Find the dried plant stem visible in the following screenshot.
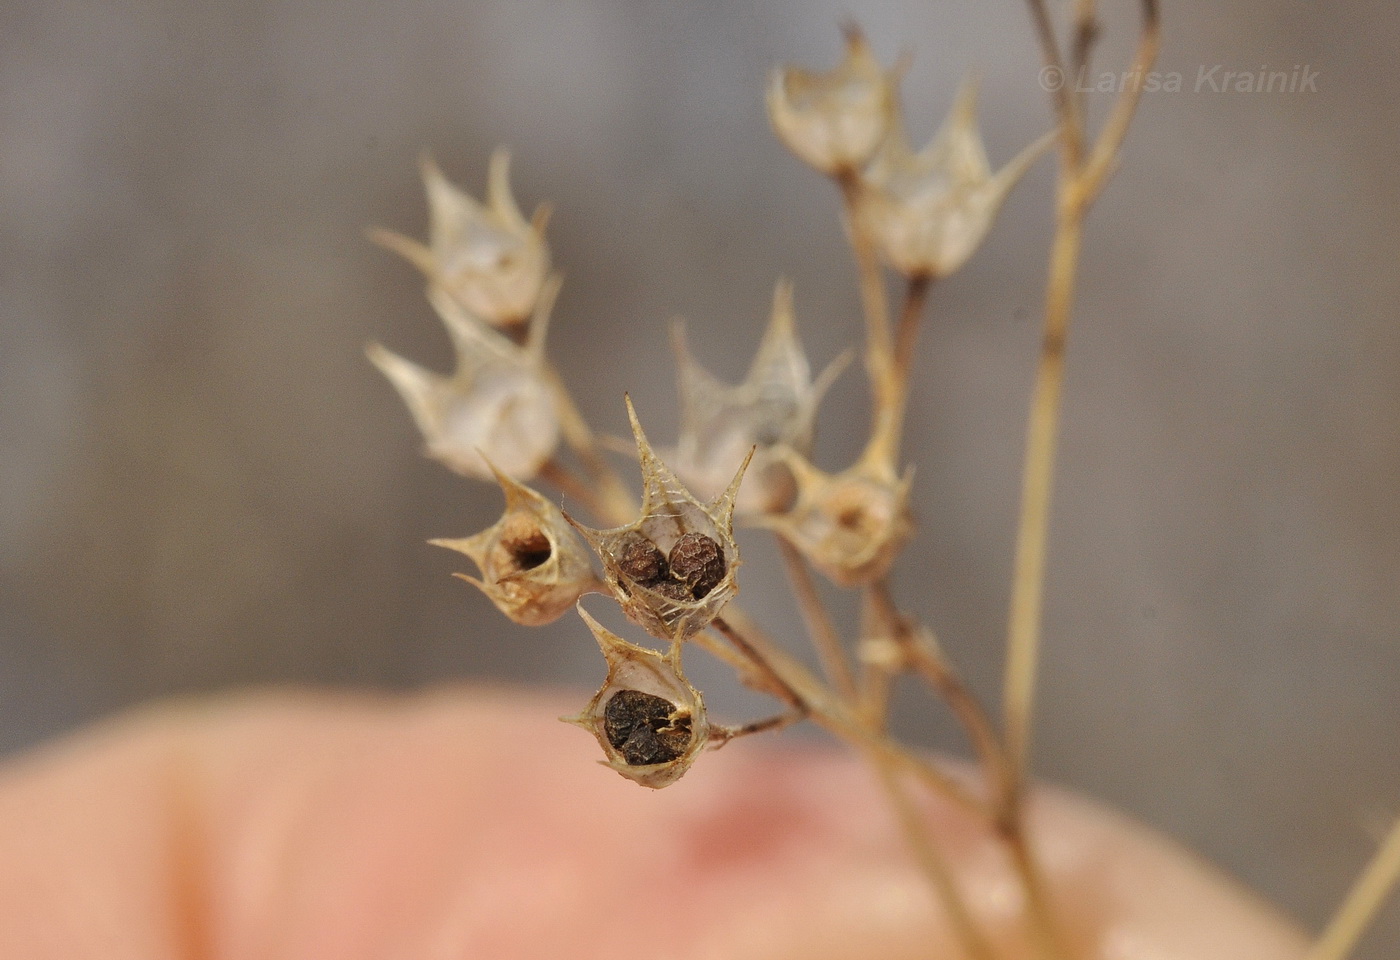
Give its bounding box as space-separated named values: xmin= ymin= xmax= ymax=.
xmin=711 ymin=612 xmax=990 ymax=820
xmin=874 ymin=274 xmax=935 ymax=462
xmin=1006 ymin=0 xmax=1161 ymax=801
xmin=893 ymin=274 xmax=934 ymax=390
xmin=863 ymin=582 xmax=1070 ymax=960
xmin=868 ymin=581 xmax=1011 ymax=807
xmin=1304 ymin=814 xmax=1400 ymax=960
xmin=777 ymin=537 xmax=857 ymax=698
xmin=874 ymin=755 xmax=999 ymax=960
xmin=836 ymin=171 xmax=895 ymax=405
xmin=722 ymin=605 xmax=996 ymax=960
xmin=1002 ymin=208 xmax=1083 ymax=795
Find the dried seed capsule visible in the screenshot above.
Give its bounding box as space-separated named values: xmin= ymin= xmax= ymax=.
xmin=669 ymin=282 xmax=849 ymax=515
xmin=766 ymin=25 xmax=900 ymax=176
xmin=668 ymin=532 xmax=726 ymax=599
xmin=566 ymin=397 xmax=750 ymax=642
xmin=370 ymin=149 xmax=552 ymax=328
xmin=366 ymin=280 xmax=562 ymax=482
xmin=603 ymin=690 xmax=693 ymax=766
xmin=616 ymin=532 xmax=668 ymax=583
xmin=857 ymin=80 xmax=1053 ymax=279
xmin=430 ymin=463 xmax=599 ymax=625
xmin=755 ymin=446 xmax=913 ymax=587
xmin=565 ymin=606 xmax=710 ymax=789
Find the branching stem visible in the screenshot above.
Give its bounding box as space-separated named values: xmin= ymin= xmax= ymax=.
xmin=1006 ymin=0 xmax=1162 ymax=804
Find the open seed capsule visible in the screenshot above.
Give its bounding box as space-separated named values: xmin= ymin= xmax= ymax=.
xmin=431 ymin=462 xmax=599 ymax=625
xmin=566 ymin=397 xmax=750 ymax=642
xmin=564 ymin=606 xmax=710 ymax=788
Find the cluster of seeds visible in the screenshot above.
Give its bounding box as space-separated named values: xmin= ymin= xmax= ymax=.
xmin=602 ymin=689 xmax=693 ymax=766
xmin=616 ymin=531 xmax=726 ymax=603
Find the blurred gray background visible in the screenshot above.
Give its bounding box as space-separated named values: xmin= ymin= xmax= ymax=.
xmin=1 ymin=0 xmax=1396 ymax=953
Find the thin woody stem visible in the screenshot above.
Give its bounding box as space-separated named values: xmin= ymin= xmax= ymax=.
xmin=1005 ymin=0 xmax=1161 ymax=803
xmin=994 ymin=6 xmax=1162 ymax=958
xmin=868 ymin=580 xmax=1011 ymax=807
xmin=867 ymin=273 xmax=934 ymax=464
xmin=836 ymin=169 xmax=895 ymax=410
xmin=719 ymin=613 xmax=998 ymax=960
xmin=892 ymin=274 xmax=934 ymax=388
xmin=710 ymin=707 xmax=808 ymax=746
xmin=1070 ymin=0 xmax=1100 ymax=106
xmin=1081 ymin=1 xmax=1162 ymax=197
xmin=1002 ymin=205 xmax=1083 ymax=796
xmin=1023 ymin=0 xmax=1085 ymax=164
xmin=777 ymin=538 xmax=857 ymax=699
xmin=1304 ymin=813 xmax=1400 ymax=960
xmin=1004 ymin=819 xmax=1075 ymax=960
xmin=873 ymin=757 xmax=999 ymax=960
xmin=711 ymin=611 xmax=990 ymax=821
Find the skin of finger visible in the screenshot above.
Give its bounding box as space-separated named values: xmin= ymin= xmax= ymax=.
xmin=0 ymin=687 xmax=1309 ymax=960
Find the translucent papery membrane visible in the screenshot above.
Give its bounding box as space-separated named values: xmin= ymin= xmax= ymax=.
xmin=431 ymin=368 xmax=559 ymax=479
xmin=633 ymin=499 xmax=731 ymax=560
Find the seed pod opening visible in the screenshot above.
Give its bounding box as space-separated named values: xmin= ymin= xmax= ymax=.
xmin=566 ymin=397 xmax=750 ymax=642
xmin=603 ymin=690 xmax=693 ymax=766
xmin=565 ymin=606 xmax=709 ymax=789
xmin=431 ymin=463 xmax=599 ymax=625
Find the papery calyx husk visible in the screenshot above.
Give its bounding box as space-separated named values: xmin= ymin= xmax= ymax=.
xmin=564 ymin=605 xmax=709 ymax=789
xmin=670 ymin=280 xmax=850 ymax=515
xmin=566 ymin=396 xmax=750 ymax=643
xmin=766 ymin=24 xmax=902 ymax=176
xmin=371 ymin=148 xmax=552 ymax=327
xmin=856 ymin=77 xmax=1054 ymax=278
xmin=756 ymin=440 xmax=913 ymax=588
xmin=430 ymin=462 xmax=598 ymax=626
xmin=366 ymin=278 xmax=562 ymax=481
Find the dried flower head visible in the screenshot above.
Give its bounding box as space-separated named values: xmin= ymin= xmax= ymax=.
xmin=757 ymin=444 xmax=913 ymax=587
xmin=766 ymin=25 xmax=901 ymax=176
xmin=567 ymin=397 xmax=750 ymax=642
xmin=856 ymin=78 xmax=1053 ymax=278
xmin=564 ymin=606 xmax=709 ymax=788
xmin=671 ymin=281 xmax=850 ymax=515
xmin=366 ymin=280 xmax=561 ymax=481
xmin=371 ymin=149 xmax=552 ymax=328
xmin=429 ymin=462 xmax=598 ymax=625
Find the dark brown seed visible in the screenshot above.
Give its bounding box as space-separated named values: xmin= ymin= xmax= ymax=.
xmin=603 ymin=690 xmax=692 ymax=765
xmin=616 ymin=532 xmax=668 ymax=583
xmin=644 ymin=578 xmax=695 ymax=603
xmin=668 ymin=532 xmax=726 ymax=599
